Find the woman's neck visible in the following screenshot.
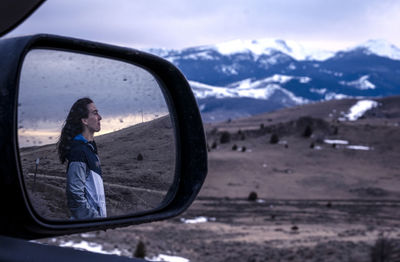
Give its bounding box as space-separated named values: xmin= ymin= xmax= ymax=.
xmin=81 ymin=129 xmax=94 ymax=141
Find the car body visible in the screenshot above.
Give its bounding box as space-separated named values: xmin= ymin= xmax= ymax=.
xmin=0 ymin=2 xmax=207 ymax=261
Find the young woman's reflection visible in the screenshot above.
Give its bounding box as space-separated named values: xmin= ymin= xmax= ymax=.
xmin=57 ymin=97 xmax=106 ymax=219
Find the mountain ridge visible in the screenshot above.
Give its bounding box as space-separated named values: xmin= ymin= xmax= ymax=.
xmin=147 ymin=38 xmax=400 ymax=122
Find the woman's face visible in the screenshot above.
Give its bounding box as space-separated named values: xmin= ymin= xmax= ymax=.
xmin=82 ymin=102 xmax=102 ymax=133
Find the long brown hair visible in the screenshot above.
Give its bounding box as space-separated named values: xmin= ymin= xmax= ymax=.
xmin=57 ymin=97 xmax=93 ymax=164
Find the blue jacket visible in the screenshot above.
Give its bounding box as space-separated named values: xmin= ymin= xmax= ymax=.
xmin=66 ymin=134 xmax=106 ymax=219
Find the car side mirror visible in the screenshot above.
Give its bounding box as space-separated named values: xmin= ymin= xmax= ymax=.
xmin=0 ymin=34 xmax=207 ymax=239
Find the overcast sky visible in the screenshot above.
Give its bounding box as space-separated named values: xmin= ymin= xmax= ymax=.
xmin=5 ymin=0 xmax=400 ymax=50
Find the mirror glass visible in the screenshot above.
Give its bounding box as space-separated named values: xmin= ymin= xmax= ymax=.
xmin=18 ymin=49 xmax=176 ymax=220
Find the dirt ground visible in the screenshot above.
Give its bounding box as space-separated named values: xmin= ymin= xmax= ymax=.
xmin=38 ymin=197 xmax=400 ymax=261
xmin=35 ymin=97 xmax=400 ymax=261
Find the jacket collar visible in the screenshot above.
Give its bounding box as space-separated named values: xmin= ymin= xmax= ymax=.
xmin=73 ymin=134 xmax=96 ymax=153
xmin=73 ymin=134 xmax=88 ymax=143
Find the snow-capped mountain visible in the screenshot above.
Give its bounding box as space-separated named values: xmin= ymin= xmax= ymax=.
xmin=213 ymin=39 xmax=336 ymax=61
xmin=147 ymin=39 xmax=400 ymax=122
xmin=349 ymin=39 xmax=400 ymax=60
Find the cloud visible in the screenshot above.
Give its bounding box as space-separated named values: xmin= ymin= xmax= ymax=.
xmin=5 ymin=0 xmax=400 ymax=50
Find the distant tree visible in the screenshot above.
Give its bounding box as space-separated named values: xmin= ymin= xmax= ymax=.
xmin=232 ymin=144 xmax=238 ymax=151
xmin=240 ymin=133 xmax=246 ymax=141
xmin=309 ymin=143 xmax=315 ymax=149
xmin=333 ymin=126 xmax=339 ymax=135
xmin=270 ymin=134 xmax=279 ymax=144
xmin=133 ymin=240 xmax=146 ymax=258
xmin=211 ymin=141 xmax=217 ymax=149
xmin=220 ymin=131 xmax=231 ymax=144
xmin=248 ymin=191 xmax=258 ymax=201
xmin=241 ymin=146 xmax=247 ymax=152
xmin=260 ymin=123 xmax=265 ymax=129
xmin=137 ymin=153 xmax=143 ymax=161
xmin=303 ymin=125 xmax=313 ymax=138
xmin=370 ymin=237 xmax=398 ymax=262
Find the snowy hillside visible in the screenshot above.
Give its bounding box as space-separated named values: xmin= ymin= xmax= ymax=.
xmin=190 ymin=74 xmax=310 ymax=103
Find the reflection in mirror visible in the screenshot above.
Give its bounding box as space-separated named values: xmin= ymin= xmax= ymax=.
xmin=18 ymin=49 xmax=176 ymax=220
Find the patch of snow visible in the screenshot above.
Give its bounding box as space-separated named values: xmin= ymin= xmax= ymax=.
xmin=299 ymin=77 xmax=311 ymax=83
xmin=190 ymin=77 xmax=309 ymax=104
xmin=324 ymin=139 xmax=349 ymax=145
xmin=59 ymin=241 xmax=121 ymax=255
xmin=148 ymin=254 xmax=190 ymax=262
xmin=325 ymin=93 xmax=350 ymax=100
xmin=237 ymin=147 xmax=250 ymax=152
xmin=182 ymin=51 xmax=215 ymax=60
xmin=258 ymin=54 xmax=281 ymax=66
xmin=189 ymin=81 xmax=234 ymax=99
xmin=346 ymin=145 xmax=371 ymax=151
xmin=339 ymin=75 xmax=376 ymax=90
xmin=288 ymin=63 xmax=296 ymax=70
xmin=334 ymin=72 xmax=343 ymax=77
xmin=345 ymin=100 xmax=378 ymax=121
xmin=245 ymin=74 xmax=310 ymax=85
xmin=180 ymin=216 xmax=216 ymax=224
xmin=80 ymin=233 xmax=96 ymax=238
xmin=220 ymin=65 xmax=238 ymax=75
xmin=256 ymin=199 xmax=266 ymax=203
xmin=280 ymin=89 xmax=309 ymax=104
xmin=146 ymin=48 xmax=173 ymax=58
xmin=354 ymin=39 xmax=400 ymax=61
xmin=238 ymin=84 xmax=281 ymax=99
xmin=268 ymin=74 xmax=293 ymax=84
xmin=310 ymin=88 xmax=327 ymax=95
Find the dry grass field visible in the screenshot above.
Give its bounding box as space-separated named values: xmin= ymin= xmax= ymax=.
xmin=36 ymin=97 xmax=400 ymax=261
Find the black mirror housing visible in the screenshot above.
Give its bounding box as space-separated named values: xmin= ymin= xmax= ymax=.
xmin=0 ymin=34 xmax=207 ymax=239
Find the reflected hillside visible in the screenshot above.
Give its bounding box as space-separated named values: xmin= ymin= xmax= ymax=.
xmin=20 ymin=115 xmax=175 ymax=220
